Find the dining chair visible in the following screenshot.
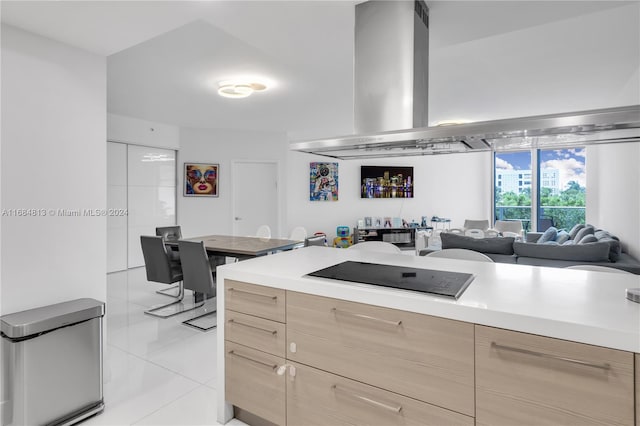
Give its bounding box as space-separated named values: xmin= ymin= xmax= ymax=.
xmin=348 ymin=241 xmax=402 ymax=254
xmin=463 ymin=219 xmax=490 ymax=231
xmin=289 ymin=226 xmax=308 ymax=241
xmin=256 ymin=225 xmax=272 ymax=239
xmin=425 ymin=248 xmax=494 ymax=263
xmin=178 ymin=240 xmax=219 ymax=331
xmin=494 ymin=220 xmax=523 ymax=237
xmin=464 ymin=229 xmax=485 ymax=239
xmin=565 ymin=265 xmax=632 ymax=274
xmin=155 ymin=225 xmax=182 ymax=297
xmin=140 ymin=236 xmax=202 ymax=318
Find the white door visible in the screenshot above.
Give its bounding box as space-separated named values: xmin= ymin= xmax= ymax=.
xmin=232 ymin=161 xmax=278 ymax=237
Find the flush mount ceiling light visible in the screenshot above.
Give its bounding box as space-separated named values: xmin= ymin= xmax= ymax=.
xmin=217 ymin=81 xmax=267 ymax=99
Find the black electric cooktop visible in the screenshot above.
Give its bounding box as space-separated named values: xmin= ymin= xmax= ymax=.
xmin=307 ymin=261 xmax=474 ymax=300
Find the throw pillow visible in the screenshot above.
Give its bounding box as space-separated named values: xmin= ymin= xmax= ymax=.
xmin=513 ymin=241 xmax=610 ymax=262
xmin=537 ymin=226 xmax=557 ymax=244
xmin=562 ymin=240 xmax=575 ymax=245
xmin=440 ymin=232 xmax=515 ymax=255
xmin=578 ymin=234 xmax=598 ymax=244
xmin=555 ymin=230 xmax=570 ymax=244
xmin=568 ymin=223 xmax=585 ymax=240
xmin=573 ymin=225 xmax=595 ymax=243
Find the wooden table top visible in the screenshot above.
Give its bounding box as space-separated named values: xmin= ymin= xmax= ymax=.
xmin=182 ymin=234 xmax=303 ymax=258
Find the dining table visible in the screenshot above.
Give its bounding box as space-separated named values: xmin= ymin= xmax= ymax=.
xmin=175 ymin=234 xmax=304 ymax=261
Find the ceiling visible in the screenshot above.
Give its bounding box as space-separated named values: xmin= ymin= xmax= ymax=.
xmin=1 ymin=1 xmax=631 ymax=140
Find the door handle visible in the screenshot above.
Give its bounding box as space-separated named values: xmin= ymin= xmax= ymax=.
xmin=235 ymin=217 xmax=242 ymax=220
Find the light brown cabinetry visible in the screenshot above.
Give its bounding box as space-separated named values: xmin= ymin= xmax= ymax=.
xmin=225 ymin=341 xmax=285 ymax=425
xmin=286 ymin=361 xmax=474 ymax=426
xmin=286 ymin=291 xmax=475 ymax=416
xmin=476 ymin=325 xmax=635 ymax=426
xmin=225 ymin=279 xmax=285 ymax=322
xmin=224 ymin=279 xmax=638 ymax=426
xmin=224 ymin=280 xmax=287 ymax=425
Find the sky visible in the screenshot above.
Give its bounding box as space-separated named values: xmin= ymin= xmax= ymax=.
xmin=495 ymin=148 xmax=586 ymax=189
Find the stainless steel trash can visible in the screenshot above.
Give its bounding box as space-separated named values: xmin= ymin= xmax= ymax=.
xmin=1 ymin=298 xmax=105 ymax=426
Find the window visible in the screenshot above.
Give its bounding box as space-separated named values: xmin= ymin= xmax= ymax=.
xmin=538 ymin=148 xmax=586 ymax=231
xmin=494 ymin=151 xmax=532 ymax=231
xmin=494 ymin=148 xmax=586 ymax=232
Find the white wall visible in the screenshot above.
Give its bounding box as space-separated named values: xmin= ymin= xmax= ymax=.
xmin=429 ymin=2 xmax=640 ymax=124
xmin=177 ymin=127 xmax=288 ymax=238
xmin=587 ymin=143 xmax=640 ymax=258
xmin=0 ymin=25 xmax=107 ymax=314
xmin=285 ymin=150 xmax=491 ymax=240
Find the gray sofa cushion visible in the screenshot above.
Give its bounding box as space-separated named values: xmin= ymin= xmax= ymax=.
xmin=578 ymin=234 xmax=598 ymax=244
xmin=573 ymin=225 xmax=595 ymax=243
xmin=513 ymin=241 xmax=611 ymax=262
xmin=441 ymin=232 xmax=515 ymax=255
xmin=568 ymin=223 xmax=585 ymax=240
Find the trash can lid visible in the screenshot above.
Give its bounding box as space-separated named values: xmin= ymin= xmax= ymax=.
xmin=1 ymin=298 xmax=105 ymax=339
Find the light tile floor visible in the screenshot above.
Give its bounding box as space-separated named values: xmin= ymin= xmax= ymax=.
xmin=84 ymin=268 xmax=245 ymax=426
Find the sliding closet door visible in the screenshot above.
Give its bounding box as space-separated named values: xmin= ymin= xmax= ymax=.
xmin=127 ymin=145 xmax=176 ymax=268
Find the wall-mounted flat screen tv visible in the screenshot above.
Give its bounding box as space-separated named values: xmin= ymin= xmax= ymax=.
xmin=361 ymin=166 xmax=413 ymax=198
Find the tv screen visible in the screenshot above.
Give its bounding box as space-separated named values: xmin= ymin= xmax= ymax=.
xmin=361 ymin=166 xmax=413 ymax=198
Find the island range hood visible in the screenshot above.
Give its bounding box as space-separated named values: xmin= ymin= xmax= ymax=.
xmin=291 ymin=104 xmax=640 ymax=159
xmin=290 ymin=0 xmax=640 ymax=159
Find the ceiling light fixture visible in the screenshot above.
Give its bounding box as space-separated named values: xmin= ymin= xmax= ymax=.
xmin=217 ymin=81 xmax=267 ymax=99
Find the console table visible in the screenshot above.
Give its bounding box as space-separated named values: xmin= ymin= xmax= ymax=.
xmin=354 ymin=226 xmax=432 ymax=249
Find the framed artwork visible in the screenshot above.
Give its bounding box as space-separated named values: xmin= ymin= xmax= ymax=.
xmin=184 ymin=163 xmax=219 ymax=197
xmin=310 ymin=162 xmax=338 ymax=201
xmin=361 ymin=165 xmax=414 ymax=198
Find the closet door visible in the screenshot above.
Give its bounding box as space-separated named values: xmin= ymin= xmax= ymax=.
xmin=127 ymin=145 xmax=176 ymax=268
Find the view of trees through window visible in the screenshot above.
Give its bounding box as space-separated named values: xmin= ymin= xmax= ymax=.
xmin=494 ymin=148 xmax=586 ymax=232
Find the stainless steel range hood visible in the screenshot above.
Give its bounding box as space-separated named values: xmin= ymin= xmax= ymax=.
xmin=290 ymin=105 xmax=640 ymax=159
xmin=290 ymin=0 xmax=640 ymax=159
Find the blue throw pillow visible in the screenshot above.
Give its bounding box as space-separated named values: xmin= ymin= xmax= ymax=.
xmin=555 ymin=230 xmax=570 ymax=244
xmin=537 ymin=226 xmax=557 ymax=244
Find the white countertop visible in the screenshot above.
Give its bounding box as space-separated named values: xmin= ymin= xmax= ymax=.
xmin=217 ymin=246 xmax=640 ymax=353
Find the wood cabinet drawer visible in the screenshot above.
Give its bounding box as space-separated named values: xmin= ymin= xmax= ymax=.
xmin=225 ymin=280 xmax=285 ymax=322
xmin=225 ymin=310 xmax=286 ymax=357
xmin=286 ymin=291 xmax=475 ymax=416
xmin=287 ymin=361 xmax=474 ymax=426
xmin=476 ymin=325 xmax=635 ymax=426
xmin=225 ymin=341 xmax=285 ymax=426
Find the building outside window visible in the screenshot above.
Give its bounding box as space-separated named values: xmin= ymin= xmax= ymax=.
xmin=494 ymin=148 xmax=586 ymax=232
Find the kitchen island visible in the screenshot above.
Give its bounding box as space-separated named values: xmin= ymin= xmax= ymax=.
xmin=216 ymin=246 xmax=640 ymax=425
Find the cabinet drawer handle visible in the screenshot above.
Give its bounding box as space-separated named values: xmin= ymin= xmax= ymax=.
xmin=228 ymin=287 xmax=278 ymax=302
xmin=491 ymin=342 xmax=611 ymax=371
xmin=331 ymin=308 xmax=402 ymax=327
xmin=332 ymin=385 xmax=402 ymax=413
xmin=228 ymin=319 xmax=278 ymax=335
xmin=228 ymin=350 xmax=277 ymax=371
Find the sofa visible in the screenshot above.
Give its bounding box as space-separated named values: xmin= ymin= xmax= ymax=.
xmin=419 ymin=226 xmax=640 ymax=274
